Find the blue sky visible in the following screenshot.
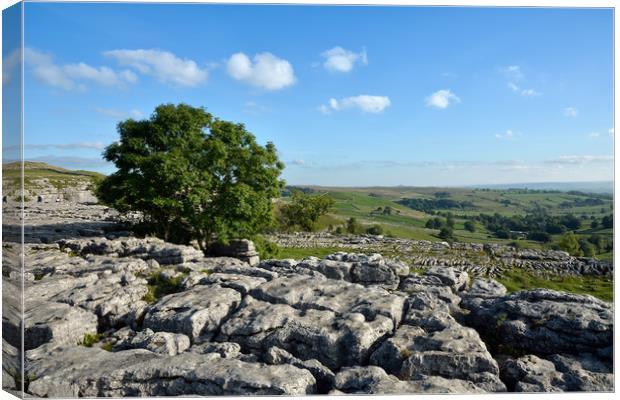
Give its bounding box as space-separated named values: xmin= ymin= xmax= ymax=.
xmin=5 ymin=3 xmax=614 ymax=186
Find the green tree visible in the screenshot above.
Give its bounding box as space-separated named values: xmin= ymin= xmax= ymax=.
xmin=578 ymin=238 xmax=596 ymax=258
xmin=463 ymin=221 xmax=476 ymax=233
xmin=366 ymin=224 xmax=384 ymax=235
xmin=96 ymin=103 xmax=284 ymax=253
xmin=346 ymin=217 xmax=363 ymax=234
xmin=279 ymin=190 xmax=335 ymax=231
xmin=438 ymin=227 xmax=455 ymax=241
xmin=558 ymin=232 xmax=583 ymax=256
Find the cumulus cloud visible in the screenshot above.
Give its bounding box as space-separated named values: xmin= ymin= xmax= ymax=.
xmin=609 ymin=128 xmax=614 ymax=136
xmin=425 ymin=89 xmax=460 ymax=109
xmin=563 ymin=107 xmax=578 ymax=117
xmin=320 ymin=95 xmax=391 ymax=114
xmin=588 ymin=132 xmax=600 ymax=138
xmin=104 ymin=49 xmax=208 ymax=87
xmin=95 ymin=107 xmax=143 ymax=119
xmin=227 ymin=52 xmax=295 ymax=90
xmin=321 ymin=46 xmax=367 ymax=73
xmin=24 ymin=48 xmax=136 ymax=90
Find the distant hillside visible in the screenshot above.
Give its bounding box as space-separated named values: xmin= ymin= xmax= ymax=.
xmin=468 ymin=181 xmax=613 ymax=194
xmin=2 ymin=161 xmax=104 ymax=179
xmin=2 ymin=161 xmax=103 ymax=202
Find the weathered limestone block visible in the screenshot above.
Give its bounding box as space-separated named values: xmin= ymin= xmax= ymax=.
xmin=143 ymin=284 xmax=242 ymax=341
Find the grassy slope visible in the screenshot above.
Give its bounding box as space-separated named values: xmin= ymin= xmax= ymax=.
xmin=2 ymin=161 xmax=104 ymax=194
xmin=287 ymin=186 xmax=613 ymax=257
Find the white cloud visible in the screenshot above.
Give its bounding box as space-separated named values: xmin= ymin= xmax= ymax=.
xmin=588 ymin=132 xmax=600 ymax=138
xmin=520 ymin=88 xmax=541 ymax=97
xmin=609 ymin=128 xmax=614 ymax=136
xmin=563 ymin=107 xmax=578 ymax=117
xmin=495 ymin=129 xmax=515 ymax=140
xmin=507 ymin=82 xmax=541 ymax=97
xmin=321 ymin=95 xmax=391 ymax=114
xmin=546 ymin=155 xmax=613 ymax=165
xmin=2 ymin=48 xmax=21 ymax=86
xmin=289 ymin=159 xmax=306 ymax=166
xmin=24 ymin=47 xmax=136 ymax=90
xmin=321 ymin=46 xmax=367 ymax=73
xmin=105 ymin=49 xmax=208 ymax=87
xmin=227 ymin=52 xmax=295 ymax=90
xmin=425 ymin=89 xmax=460 ymax=109
xmin=95 ymin=107 xmax=143 ymax=119
xmin=501 ymin=65 xmax=524 ymax=80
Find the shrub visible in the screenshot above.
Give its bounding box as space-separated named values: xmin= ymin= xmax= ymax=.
xmin=366 ymin=224 xmax=384 ymax=236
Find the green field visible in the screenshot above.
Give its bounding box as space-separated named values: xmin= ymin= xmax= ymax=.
xmin=281 ymin=185 xmax=614 ymax=260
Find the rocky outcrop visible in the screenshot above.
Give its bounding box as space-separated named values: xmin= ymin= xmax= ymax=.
xmin=499 ymin=353 xmax=614 ymax=392
xmin=463 ymin=288 xmax=613 ymax=357
xmin=3 ymin=203 xmax=613 ymax=396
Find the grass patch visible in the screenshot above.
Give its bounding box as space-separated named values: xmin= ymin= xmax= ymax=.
xmin=80 ymin=332 xmax=102 ymax=347
xmin=101 ymin=342 xmax=114 ymax=352
xmin=142 ymin=270 xmax=188 ymax=303
xmin=497 ymin=269 xmax=613 ymax=302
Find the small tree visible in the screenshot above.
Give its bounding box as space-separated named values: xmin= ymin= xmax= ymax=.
xmin=346 ymin=217 xmax=363 ymax=234
xmin=279 ymin=190 xmax=335 ymax=231
xmin=558 ymin=232 xmax=583 ymax=256
xmin=438 ymin=227 xmax=455 ymax=241
xmin=578 ymin=238 xmax=596 ymax=258
xmin=464 ymin=221 xmax=476 ymax=233
xmin=366 ymin=224 xmax=384 ymax=235
xmin=96 ymin=103 xmax=284 ymax=253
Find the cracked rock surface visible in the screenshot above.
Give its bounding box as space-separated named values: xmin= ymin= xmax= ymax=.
xmin=2 ymin=203 xmax=614 ymax=396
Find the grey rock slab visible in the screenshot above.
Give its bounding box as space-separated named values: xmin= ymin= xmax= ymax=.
xmin=49 ymin=272 xmax=149 ymax=329
xmin=143 ymin=284 xmax=242 ymax=341
xmin=334 ymin=366 xmax=486 ymax=394
xmin=27 ymin=346 xmax=316 ymax=397
xmin=189 ymin=341 xmax=242 ymax=358
xmin=264 ymin=346 xmax=335 ymax=393
xmin=114 ymin=328 xmax=190 ymax=355
xmin=193 ymin=272 xmax=267 ymax=295
xmin=466 ymin=289 xmax=613 ymax=356
xmin=371 ymin=315 xmax=504 ymax=391
xmin=22 ymin=301 xmax=98 ymax=350
xmin=249 ymin=275 xmax=405 ymax=325
xmin=425 ymin=266 xmax=470 ymax=292
xmin=219 ymin=296 xmax=394 ymax=370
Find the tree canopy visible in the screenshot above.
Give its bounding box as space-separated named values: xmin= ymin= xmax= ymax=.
xmin=278 ymin=190 xmax=335 ymax=231
xmin=96 ymin=103 xmax=285 ymax=252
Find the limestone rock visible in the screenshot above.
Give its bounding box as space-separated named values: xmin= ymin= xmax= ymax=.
xmin=466 ymin=289 xmax=613 ymax=356
xmin=20 ymin=301 xmax=98 ymax=350
xmin=27 ymin=346 xmax=316 ymax=397
xmin=143 ymin=284 xmax=242 ymax=341
xmin=113 ymin=328 xmax=190 ymax=355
